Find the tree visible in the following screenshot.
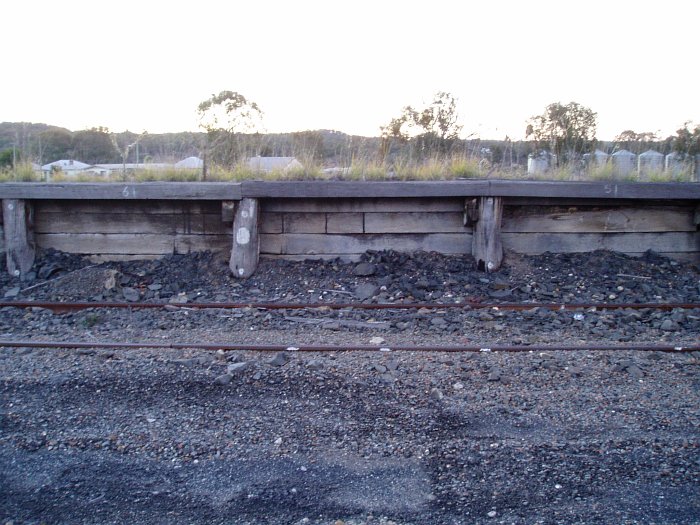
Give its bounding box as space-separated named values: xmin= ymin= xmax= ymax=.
xmin=614 ymin=130 xmax=658 ymax=154
xmin=197 ymin=91 xmax=264 ymax=174
xmin=111 ymin=131 xmax=148 ymax=179
xmin=0 ymin=148 xmax=14 ymax=168
xmin=38 ymin=128 xmax=73 ymax=163
xmin=381 ymin=92 xmax=463 ymax=157
xmin=72 ymin=127 xmax=118 ymax=163
xmin=525 ymin=102 xmax=597 ymax=163
xmin=670 ymin=121 xmax=700 ymax=156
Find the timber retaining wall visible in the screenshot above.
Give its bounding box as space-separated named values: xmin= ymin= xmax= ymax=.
xmin=0 ymin=182 xmax=699 ymax=270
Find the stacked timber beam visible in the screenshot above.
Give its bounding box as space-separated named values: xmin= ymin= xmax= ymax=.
xmin=1 ymin=181 xmax=699 ymax=279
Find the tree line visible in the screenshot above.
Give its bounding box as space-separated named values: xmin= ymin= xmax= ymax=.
xmin=1 ymin=92 xmax=698 ymax=171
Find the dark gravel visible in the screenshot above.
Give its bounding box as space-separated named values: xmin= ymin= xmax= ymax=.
xmin=1 ymin=249 xmax=699 ymax=524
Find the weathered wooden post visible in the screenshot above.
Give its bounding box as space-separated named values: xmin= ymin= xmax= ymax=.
xmin=229 ymin=198 xmax=260 ymax=278
xmin=471 ymin=196 xmax=503 ymax=272
xmin=2 ymin=199 xmax=36 ymax=279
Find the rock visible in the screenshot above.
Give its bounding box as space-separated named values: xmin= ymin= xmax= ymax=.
xmin=269 ymin=352 xmax=290 ymax=367
xmin=103 ymin=270 xmax=118 ymax=291
xmin=377 ymin=275 xmax=393 ymax=287
xmin=415 ymin=279 xmax=429 ymax=289
xmin=487 ymin=510 xmax=497 ymax=518
xmin=307 ymin=359 xmax=324 ymax=371
xmin=626 ymin=364 xmax=644 ymax=379
xmin=380 ymin=373 xmax=395 ymax=384
xmin=386 ymin=360 xmax=399 ymax=372
xmin=4 ymin=287 xmax=20 ymax=298
xmin=430 ymin=388 xmax=444 ymax=401
xmin=227 ymin=362 xmax=249 ymax=374
xmin=148 ymin=283 xmax=163 ymax=291
xmin=373 ymin=364 xmax=388 ymax=373
xmin=453 ymin=382 xmax=464 ymax=390
xmin=660 ymin=319 xmax=680 ymax=332
xmin=567 ymin=366 xmax=583 ymax=377
xmin=430 ymin=317 xmax=448 ymax=327
xmin=214 ymin=373 xmax=233 ymax=385
xmin=37 ymin=262 xmax=63 ymax=280
xmin=173 ymin=356 xmax=211 ymax=367
xmin=122 ymin=287 xmax=140 ymax=302
xmin=487 ymin=370 xmax=501 ymax=382
xmin=169 ymin=293 xmax=189 ymax=304
xmin=353 ymin=262 xmax=376 ymax=277
xmin=369 ymin=336 xmax=385 ymax=345
xmin=354 ymin=283 xmax=379 ymax=300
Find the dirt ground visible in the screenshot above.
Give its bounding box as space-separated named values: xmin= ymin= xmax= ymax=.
xmin=1 ymin=250 xmax=699 ymax=524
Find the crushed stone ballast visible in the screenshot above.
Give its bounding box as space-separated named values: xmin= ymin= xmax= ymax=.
xmin=1 ymin=340 xmax=698 ymax=353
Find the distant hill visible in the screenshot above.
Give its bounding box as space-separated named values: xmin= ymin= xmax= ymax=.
xmin=0 ymin=123 xmax=387 ymax=166
xmin=8 ymin=121 xmax=671 ymax=169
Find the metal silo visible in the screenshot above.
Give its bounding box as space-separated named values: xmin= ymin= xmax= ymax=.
xmin=665 ymin=152 xmax=689 ymax=180
xmin=611 ymin=149 xmax=636 ymax=178
xmin=592 ymin=149 xmax=610 ymax=166
xmin=527 ymin=151 xmax=553 ymax=175
xmin=637 ymin=149 xmax=664 ymax=179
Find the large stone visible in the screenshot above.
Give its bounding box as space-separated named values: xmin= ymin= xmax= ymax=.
xmin=122 ymin=287 xmax=140 ymax=302
xmin=354 ymin=283 xmax=379 ymax=300
xmin=4 ymin=287 xmax=20 ymax=298
xmin=214 ymin=373 xmax=233 ymax=385
xmin=660 ymin=319 xmax=680 ymax=332
xmin=353 ymin=262 xmax=377 ymax=277
xmin=227 ymin=362 xmax=249 ymax=374
xmin=269 ymin=352 xmax=290 ymax=367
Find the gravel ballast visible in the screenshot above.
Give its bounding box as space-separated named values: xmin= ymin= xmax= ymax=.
xmin=1 ymin=249 xmax=699 ymax=524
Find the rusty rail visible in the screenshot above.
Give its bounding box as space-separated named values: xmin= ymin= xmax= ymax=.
xmin=1 ymin=300 xmax=698 ymax=313
xmin=0 ymin=340 xmax=698 ymax=353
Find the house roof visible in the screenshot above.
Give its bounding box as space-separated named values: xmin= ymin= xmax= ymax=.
xmin=41 ymin=159 xmax=92 ymax=170
xmin=174 ymin=157 xmax=204 ymax=169
xmin=247 ymin=156 xmax=300 ymax=171
xmin=95 ymin=163 xmax=172 ymax=170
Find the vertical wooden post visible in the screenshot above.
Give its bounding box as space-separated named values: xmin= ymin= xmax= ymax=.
xmin=472 ymin=196 xmax=503 ymax=272
xmin=229 ymin=198 xmax=260 ymax=279
xmin=2 ymin=199 xmax=36 ymax=279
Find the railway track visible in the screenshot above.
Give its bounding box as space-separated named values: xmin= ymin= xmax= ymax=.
xmin=0 ymin=339 xmax=698 ymax=353
xmin=2 ymin=299 xmax=698 ymax=354
xmin=1 ymin=300 xmax=699 ymax=313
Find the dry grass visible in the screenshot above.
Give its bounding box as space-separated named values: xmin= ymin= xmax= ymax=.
xmin=0 ymin=156 xmax=695 ymax=183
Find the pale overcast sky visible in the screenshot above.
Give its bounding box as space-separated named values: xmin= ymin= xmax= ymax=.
xmin=2 ymin=0 xmax=698 ymax=140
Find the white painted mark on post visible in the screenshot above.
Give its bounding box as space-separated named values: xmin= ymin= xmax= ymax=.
xmin=241 ymin=209 xmax=249 ymax=219
xmin=7 ymin=203 xmax=14 ymax=211
xmin=236 ymin=227 xmax=250 ymax=245
xmin=238 ymin=268 xmax=245 ymax=276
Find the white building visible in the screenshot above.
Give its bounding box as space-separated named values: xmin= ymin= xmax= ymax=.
xmin=247 ymin=156 xmax=303 ymax=173
xmin=41 ymin=159 xmax=98 ymax=177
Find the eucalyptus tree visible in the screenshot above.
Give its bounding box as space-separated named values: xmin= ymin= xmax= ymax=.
xmin=525 ymin=101 xmax=597 ymax=163
xmin=381 ymin=91 xmax=463 ymax=159
xmin=197 ymin=91 xmax=264 ymax=176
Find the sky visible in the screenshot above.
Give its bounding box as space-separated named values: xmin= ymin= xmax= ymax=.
xmin=2 ymin=0 xmax=698 ymax=140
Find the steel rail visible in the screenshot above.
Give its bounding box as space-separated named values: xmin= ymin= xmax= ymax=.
xmin=0 ymin=340 xmax=698 ymax=353
xmin=0 ymin=300 xmax=698 ymax=313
